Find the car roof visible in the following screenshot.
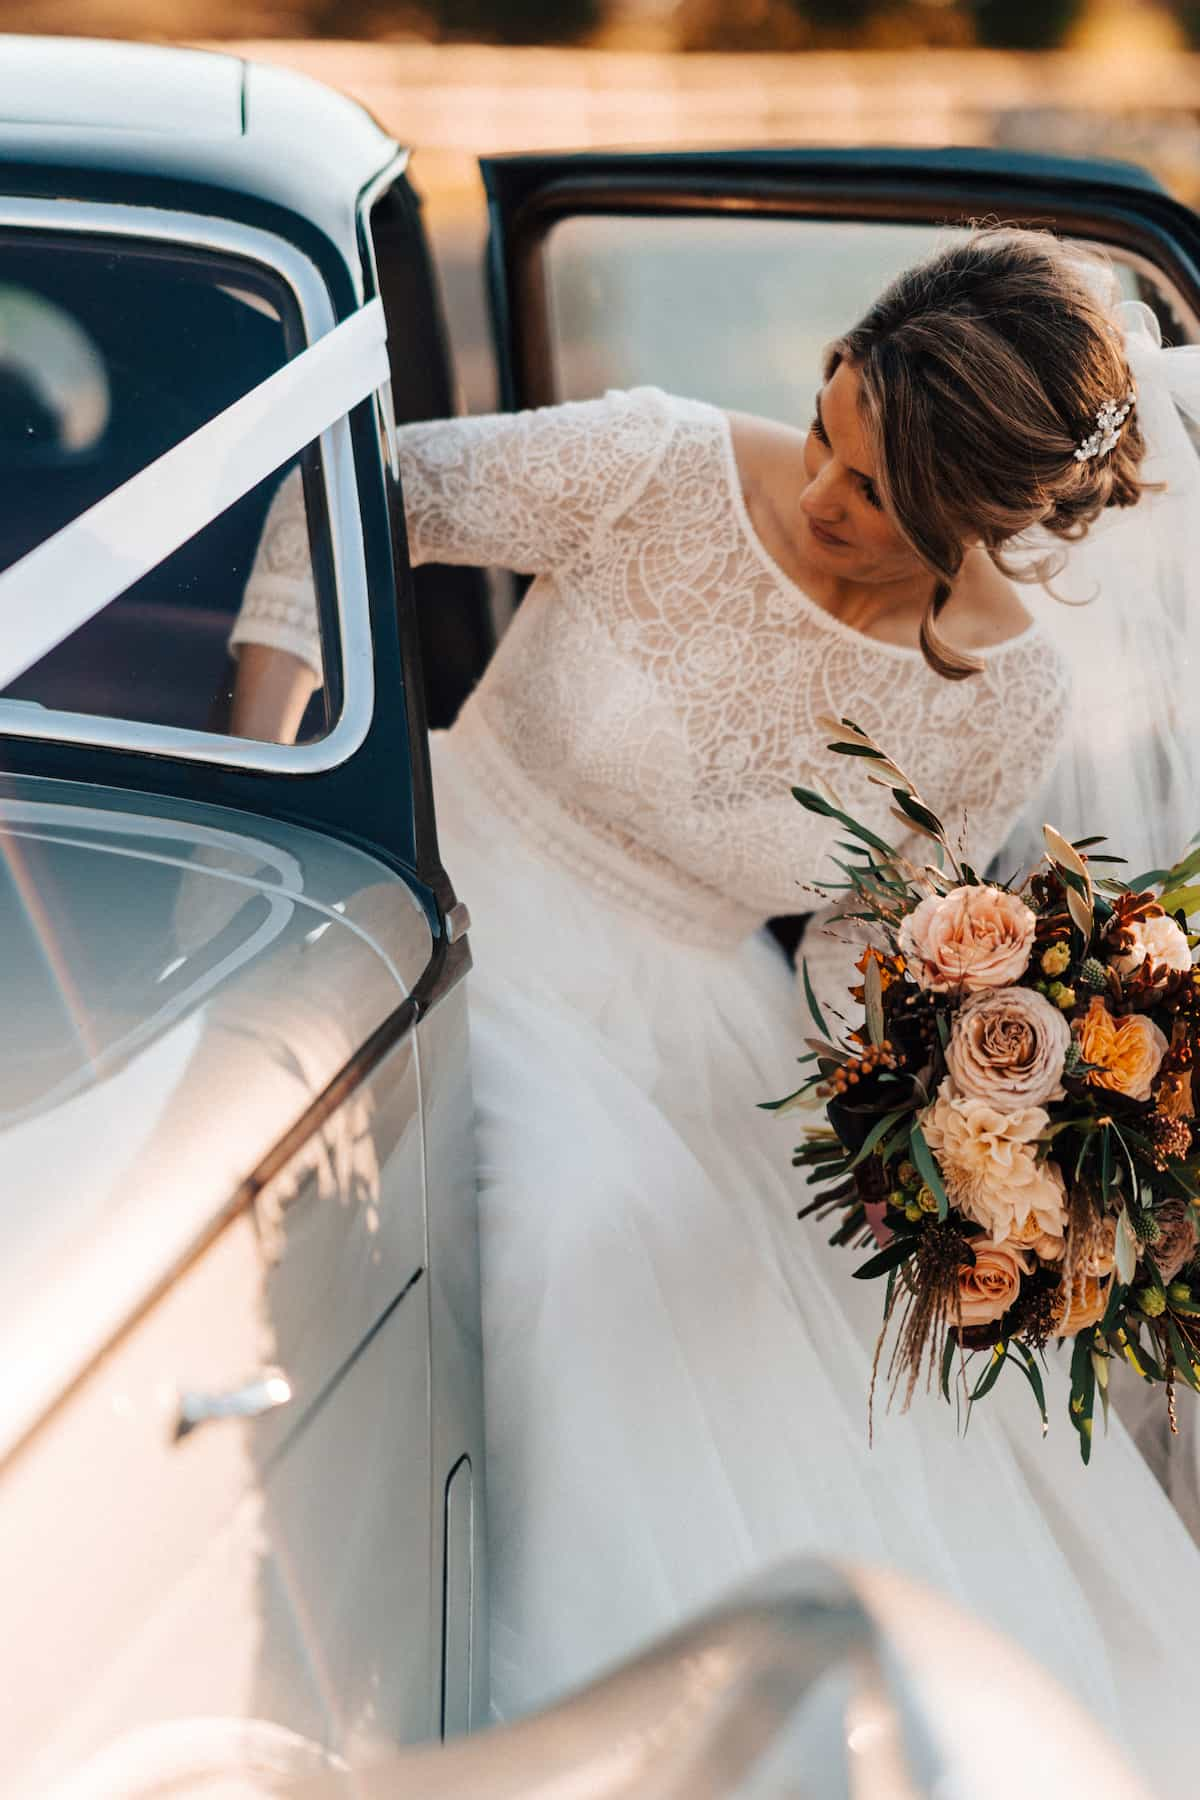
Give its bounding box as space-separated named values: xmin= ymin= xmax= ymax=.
xmin=0 ymin=36 xmax=402 ymax=275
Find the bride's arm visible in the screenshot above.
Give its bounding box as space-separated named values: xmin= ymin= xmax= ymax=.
xmin=391 ymin=388 xmax=671 ymax=571
xmin=228 ymin=464 xmax=322 ymax=740
xmin=227 ymin=390 xmax=673 ymax=743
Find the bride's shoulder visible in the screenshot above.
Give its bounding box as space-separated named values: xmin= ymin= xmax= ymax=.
xmin=719 ymin=409 xmax=807 ymax=516
xmin=723 ymin=407 xmax=807 ymax=465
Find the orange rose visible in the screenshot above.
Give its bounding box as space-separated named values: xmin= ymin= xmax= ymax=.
xmin=957 ymin=1240 xmax=1033 ymax=1328
xmin=1075 ymin=997 xmax=1167 ymax=1102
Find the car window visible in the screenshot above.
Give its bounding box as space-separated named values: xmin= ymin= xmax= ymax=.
xmin=0 ymin=234 xmax=338 ymax=744
xmin=542 ymin=215 xmax=1200 ymax=416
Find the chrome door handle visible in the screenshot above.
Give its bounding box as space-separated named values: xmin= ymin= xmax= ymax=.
xmin=445 ymin=900 xmax=471 ymax=945
xmin=174 ymin=1368 xmax=292 ymax=1441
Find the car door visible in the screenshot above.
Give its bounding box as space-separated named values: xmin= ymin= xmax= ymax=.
xmin=365 ymin=175 xmax=496 ymax=734
xmin=476 ymin=145 xmax=1200 ymax=960
xmin=479 ymin=146 xmax=1200 ymax=418
xmin=0 ymin=180 xmax=485 ymax=1783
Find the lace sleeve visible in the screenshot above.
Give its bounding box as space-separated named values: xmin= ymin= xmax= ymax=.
xmin=228 ymin=466 xmax=322 ymax=679
xmin=228 ymin=390 xmax=674 ymax=684
xmin=395 ymin=387 xmax=672 ymax=570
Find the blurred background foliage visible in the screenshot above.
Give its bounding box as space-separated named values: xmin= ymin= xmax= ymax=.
xmin=7 ymin=0 xmax=1197 ymax=49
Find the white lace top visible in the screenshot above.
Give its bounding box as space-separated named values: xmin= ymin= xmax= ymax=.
xmin=231 ymin=389 xmax=1072 ymax=953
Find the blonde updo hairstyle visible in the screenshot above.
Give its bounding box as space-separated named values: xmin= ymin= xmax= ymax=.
xmin=827 ymin=225 xmax=1155 ymax=679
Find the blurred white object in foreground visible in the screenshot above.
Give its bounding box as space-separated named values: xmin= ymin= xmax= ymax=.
xmin=46 ymin=1557 xmax=1148 ymax=1800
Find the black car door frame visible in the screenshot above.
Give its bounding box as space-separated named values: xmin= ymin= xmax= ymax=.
xmin=481 ymin=146 xmax=1200 ymax=413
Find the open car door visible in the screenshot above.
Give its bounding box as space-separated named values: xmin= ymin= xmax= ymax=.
xmin=480 ymin=145 xmax=1200 ymax=417
xmin=478 ymin=145 xmax=1200 ymax=958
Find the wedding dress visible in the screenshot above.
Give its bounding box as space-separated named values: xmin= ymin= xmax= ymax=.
xmin=234 ymin=389 xmax=1200 ymax=1781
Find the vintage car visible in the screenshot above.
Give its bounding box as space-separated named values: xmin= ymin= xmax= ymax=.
xmin=0 ymin=30 xmax=1189 ymax=1797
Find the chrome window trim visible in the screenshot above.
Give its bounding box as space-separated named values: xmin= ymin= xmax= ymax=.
xmin=0 ymin=198 xmax=377 ymax=776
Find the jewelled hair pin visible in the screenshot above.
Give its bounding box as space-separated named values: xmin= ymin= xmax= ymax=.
xmin=1074 ymin=391 xmax=1136 ymax=463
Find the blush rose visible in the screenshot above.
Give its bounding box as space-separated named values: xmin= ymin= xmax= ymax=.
xmin=898 ymin=885 xmax=1036 ymax=995
xmin=946 ymin=986 xmax=1070 ymax=1112
xmin=1110 ymin=913 xmax=1192 ymax=986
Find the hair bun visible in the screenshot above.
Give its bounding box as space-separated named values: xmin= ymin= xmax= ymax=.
xmin=829 ymin=225 xmax=1155 ymax=678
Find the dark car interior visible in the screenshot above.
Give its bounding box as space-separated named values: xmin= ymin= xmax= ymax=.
xmin=0 ymin=233 xmax=336 ymax=741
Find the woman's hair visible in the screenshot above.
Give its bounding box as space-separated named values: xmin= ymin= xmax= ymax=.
xmin=827 ymin=224 xmax=1154 ymax=679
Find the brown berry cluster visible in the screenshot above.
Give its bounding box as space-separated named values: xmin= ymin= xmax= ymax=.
xmin=1147 ymin=1114 xmax=1193 ymax=1170
xmin=827 ymin=1039 xmax=899 ymax=1096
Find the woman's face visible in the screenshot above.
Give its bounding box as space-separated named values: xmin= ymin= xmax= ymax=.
xmin=799 ymin=358 xmax=928 ymax=586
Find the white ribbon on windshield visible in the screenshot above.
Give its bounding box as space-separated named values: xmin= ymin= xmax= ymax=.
xmin=0 ymin=296 xmax=389 ymax=692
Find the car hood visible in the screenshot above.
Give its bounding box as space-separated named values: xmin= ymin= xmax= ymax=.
xmin=0 ymin=776 xmax=433 ymax=1459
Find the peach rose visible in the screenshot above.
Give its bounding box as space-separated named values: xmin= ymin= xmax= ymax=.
xmin=1054 ymin=1274 xmax=1112 ymax=1336
xmin=957 ymin=1239 xmax=1034 ymax=1328
xmin=921 ymin=1086 xmax=1067 ymax=1245
xmin=897 ymin=885 xmax=1035 ymax=995
xmin=1110 ymin=914 xmax=1192 ymax=985
xmin=946 ymin=986 xmax=1070 ymax=1111
xmin=1075 ymin=997 xmax=1168 ymax=1101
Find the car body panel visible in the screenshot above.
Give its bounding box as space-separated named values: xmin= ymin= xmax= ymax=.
xmin=263 ymin=1276 xmax=435 ymax=1758
xmin=2 ymin=942 xmax=445 ymax=1789
xmin=415 ymin=978 xmax=487 ymax=1735
xmin=0 ymin=36 xmax=245 ymax=138
xmin=0 ymin=32 xmax=487 ymax=1780
xmin=0 ymin=775 xmax=433 ymax=1465
xmin=0 ymin=39 xmax=397 ymax=281
xmin=1 ymin=1207 xmax=328 ymax=1793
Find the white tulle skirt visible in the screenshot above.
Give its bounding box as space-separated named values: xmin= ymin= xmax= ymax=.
xmin=431 ymin=727 xmax=1198 ymax=1781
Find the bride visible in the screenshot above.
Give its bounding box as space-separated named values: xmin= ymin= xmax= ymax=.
xmin=230 ymin=225 xmax=1200 ymax=1779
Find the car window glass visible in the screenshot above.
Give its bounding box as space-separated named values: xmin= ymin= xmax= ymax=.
xmin=543 ymin=215 xmax=1200 ymax=418
xmin=0 ymin=236 xmax=338 ymax=745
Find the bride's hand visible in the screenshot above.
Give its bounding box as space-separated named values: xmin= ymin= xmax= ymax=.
xmin=864 ymin=1197 xmax=894 ymax=1250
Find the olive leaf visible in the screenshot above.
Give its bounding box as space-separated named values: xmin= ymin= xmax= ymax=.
xmin=1115 ymin=1206 xmax=1138 ymax=1287
xmin=791 ymin=787 xmax=896 ymax=860
xmin=1157 ymin=883 xmax=1200 ymax=919
xmin=863 ymin=954 xmax=885 ymax=1048
xmin=1045 ymin=822 xmax=1095 ymax=939
xmin=909 ymin=1122 xmax=949 ymax=1221
xmin=1044 ymin=823 xmax=1091 ymax=882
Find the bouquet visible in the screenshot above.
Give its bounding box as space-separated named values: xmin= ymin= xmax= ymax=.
xmin=766 ymin=718 xmax=1200 ymax=1463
